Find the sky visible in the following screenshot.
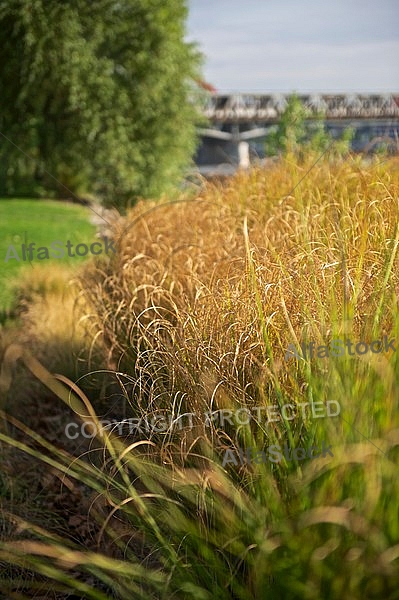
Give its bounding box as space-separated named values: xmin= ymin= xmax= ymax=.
xmin=186 ymin=0 xmax=399 ymax=93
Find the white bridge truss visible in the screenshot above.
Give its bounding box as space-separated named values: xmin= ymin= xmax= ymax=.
xmin=194 ymin=93 xmax=399 ymax=171
xmin=201 ymin=93 xmax=399 ymax=123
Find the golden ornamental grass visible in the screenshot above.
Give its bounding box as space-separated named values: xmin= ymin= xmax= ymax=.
xmin=1 ymin=156 xmax=399 ymax=598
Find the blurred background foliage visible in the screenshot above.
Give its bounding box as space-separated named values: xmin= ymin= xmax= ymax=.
xmin=265 ymin=93 xmax=354 ymax=159
xmin=0 ymin=0 xmax=203 ymax=208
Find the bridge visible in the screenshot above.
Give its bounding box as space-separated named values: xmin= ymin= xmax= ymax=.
xmin=195 ymin=93 xmax=399 ymax=172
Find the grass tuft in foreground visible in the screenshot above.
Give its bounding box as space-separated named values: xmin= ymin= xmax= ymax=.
xmin=1 ymin=156 xmax=399 ymax=598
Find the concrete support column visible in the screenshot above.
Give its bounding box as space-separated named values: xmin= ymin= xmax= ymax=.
xmin=238 ymin=141 xmax=250 ymax=169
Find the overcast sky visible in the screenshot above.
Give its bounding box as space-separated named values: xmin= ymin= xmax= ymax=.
xmin=187 ymin=0 xmax=399 ymax=93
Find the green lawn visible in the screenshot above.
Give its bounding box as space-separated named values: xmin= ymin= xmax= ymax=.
xmin=0 ymin=198 xmax=98 ymax=311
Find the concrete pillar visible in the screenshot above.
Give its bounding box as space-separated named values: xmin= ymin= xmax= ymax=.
xmin=238 ymin=141 xmax=250 ymax=169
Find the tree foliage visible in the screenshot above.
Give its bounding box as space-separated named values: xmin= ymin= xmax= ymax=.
xmin=265 ymin=93 xmax=353 ymax=159
xmin=0 ymin=0 xmax=203 ymax=207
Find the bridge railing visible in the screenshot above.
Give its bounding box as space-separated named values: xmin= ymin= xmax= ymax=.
xmin=201 ymin=93 xmax=399 ymax=121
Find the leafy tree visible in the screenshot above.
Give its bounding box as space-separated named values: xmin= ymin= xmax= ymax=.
xmin=265 ymin=94 xmax=308 ymax=157
xmin=265 ymin=93 xmax=353 ymax=159
xmin=0 ymin=0 xmax=203 ymax=207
